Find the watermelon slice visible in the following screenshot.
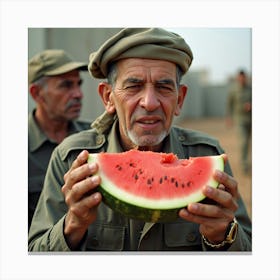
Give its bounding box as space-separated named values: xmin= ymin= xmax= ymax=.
xmin=88 ymin=150 xmax=224 ymax=222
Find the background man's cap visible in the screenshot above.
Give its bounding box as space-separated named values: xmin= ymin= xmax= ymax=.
xmin=28 ymin=49 xmax=88 ymax=84
xmin=88 ymin=28 xmax=193 ymax=79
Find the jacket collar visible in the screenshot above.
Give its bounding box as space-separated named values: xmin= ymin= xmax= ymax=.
xmin=28 ymin=109 xmax=81 ymax=152
xmin=28 ymin=110 xmax=50 ymax=152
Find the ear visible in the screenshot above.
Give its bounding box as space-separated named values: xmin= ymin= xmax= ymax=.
xmin=98 ymin=82 xmax=116 ymax=114
xmin=174 ymin=84 xmax=187 ymax=116
xmin=29 ymin=84 xmax=43 ymax=103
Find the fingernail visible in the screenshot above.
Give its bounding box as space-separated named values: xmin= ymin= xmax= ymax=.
xmin=206 ymin=186 xmax=213 ymax=195
xmin=79 ymin=150 xmax=87 ymax=159
xmin=215 ymin=170 xmax=223 ymax=179
xmin=189 ymin=203 xmax=198 ymax=211
xmin=91 ymin=175 xmax=99 ymax=184
xmin=88 ymin=163 xmax=96 ymax=171
xmin=93 ymin=192 xmax=101 ymax=200
xmin=179 ymin=208 xmax=189 ymax=217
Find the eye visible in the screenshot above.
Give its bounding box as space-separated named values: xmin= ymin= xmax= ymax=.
xmin=123 ymin=84 xmax=143 ymax=93
xmin=59 ymin=80 xmax=73 ymax=89
xmin=78 ymin=79 xmax=83 ymax=86
xmin=156 ymin=84 xmax=174 ymax=94
xmin=122 ymin=78 xmax=143 ymax=92
xmin=155 ymin=80 xmax=176 ymax=94
xmin=126 ymin=84 xmax=141 ymax=89
xmin=157 ymin=85 xmax=172 ymax=90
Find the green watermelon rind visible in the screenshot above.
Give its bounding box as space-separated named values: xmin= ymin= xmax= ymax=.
xmin=100 ymin=187 xmax=178 ymax=222
xmin=88 ymin=153 xmax=224 ymax=222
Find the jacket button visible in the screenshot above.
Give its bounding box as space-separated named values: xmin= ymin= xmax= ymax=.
xmin=186 ymin=233 xmax=196 ymax=242
xmin=96 ymin=135 xmax=104 ymax=145
xmin=178 ymin=135 xmax=186 ymax=142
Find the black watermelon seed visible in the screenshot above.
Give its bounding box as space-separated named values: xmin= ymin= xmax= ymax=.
xmin=129 ymin=162 xmax=136 ymax=167
xmin=187 ymin=181 xmax=194 ymax=187
xmin=115 ymin=164 xmax=122 ymax=171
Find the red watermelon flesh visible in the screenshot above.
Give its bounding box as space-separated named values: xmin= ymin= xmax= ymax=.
xmin=88 ymin=150 xmax=224 ymax=222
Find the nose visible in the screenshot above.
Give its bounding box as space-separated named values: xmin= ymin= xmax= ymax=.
xmin=139 ymin=84 xmax=160 ymax=111
xmin=71 ymin=86 xmax=83 ymax=99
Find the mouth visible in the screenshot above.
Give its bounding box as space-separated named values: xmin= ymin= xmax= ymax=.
xmin=67 ymin=102 xmax=82 ymax=111
xmin=135 ymin=116 xmax=162 ymax=129
xmin=71 ymin=103 xmax=82 ymax=109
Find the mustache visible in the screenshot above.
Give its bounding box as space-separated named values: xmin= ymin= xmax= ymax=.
xmin=131 ymin=110 xmax=165 ymax=122
xmin=65 ymin=99 xmax=82 ymax=110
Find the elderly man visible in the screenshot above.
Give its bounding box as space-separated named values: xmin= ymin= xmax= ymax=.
xmin=28 ymin=49 xmax=90 ymax=229
xmin=28 ymin=28 xmax=251 ymax=251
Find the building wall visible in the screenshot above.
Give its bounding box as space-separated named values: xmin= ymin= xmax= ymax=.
xmin=204 ymin=84 xmax=229 ymax=117
xmin=28 ymin=28 xmax=229 ymax=123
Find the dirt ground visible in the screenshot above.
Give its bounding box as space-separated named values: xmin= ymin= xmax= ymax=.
xmin=178 ymin=117 xmax=252 ymax=218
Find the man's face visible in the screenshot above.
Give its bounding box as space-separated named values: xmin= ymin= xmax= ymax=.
xmin=108 ymin=58 xmax=187 ymax=151
xmin=39 ymin=69 xmax=83 ymax=121
xmin=237 ymin=73 xmax=247 ymax=86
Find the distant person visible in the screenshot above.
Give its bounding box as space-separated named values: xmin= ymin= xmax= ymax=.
xmin=29 ymin=28 xmax=251 ymax=251
xmin=28 ymin=49 xmax=91 ymax=229
xmin=226 ymin=70 xmax=252 ymax=174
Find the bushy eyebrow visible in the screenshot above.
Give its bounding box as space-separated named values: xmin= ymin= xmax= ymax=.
xmin=155 ymin=79 xmax=176 ymax=87
xmin=122 ymin=77 xmax=175 ymax=86
xmin=57 ymin=78 xmax=83 ymax=88
xmin=123 ymin=77 xmax=143 ymax=84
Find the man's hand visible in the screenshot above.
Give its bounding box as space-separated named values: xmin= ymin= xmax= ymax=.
xmin=61 ymin=150 xmax=102 ymax=249
xmin=179 ymin=154 xmax=239 ymax=245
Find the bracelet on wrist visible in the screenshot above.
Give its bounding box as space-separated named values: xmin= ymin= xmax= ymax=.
xmin=202 ymin=218 xmax=238 ymax=249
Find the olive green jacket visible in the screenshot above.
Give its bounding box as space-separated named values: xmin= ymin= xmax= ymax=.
xmin=28 ymin=112 xmax=252 ymax=251
xmin=28 ymin=110 xmax=91 ymax=229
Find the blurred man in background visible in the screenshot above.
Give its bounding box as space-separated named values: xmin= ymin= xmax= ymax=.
xmin=226 ymin=70 xmax=252 ymax=174
xmin=28 ymin=49 xmax=91 ymax=229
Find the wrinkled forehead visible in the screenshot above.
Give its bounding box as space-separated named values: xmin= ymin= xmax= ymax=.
xmin=115 ymin=58 xmax=177 ymax=80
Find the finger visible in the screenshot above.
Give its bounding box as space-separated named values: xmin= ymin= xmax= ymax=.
xmin=217 ymin=184 xmax=226 ymax=191
xmin=65 ymin=192 xmax=102 ymax=232
xmin=65 ymin=175 xmax=101 ymax=205
xmin=63 ymin=150 xmax=89 ymax=182
xmin=179 ymin=207 xmax=217 ymax=225
xmin=68 ymin=150 xmax=89 ymax=174
xmin=68 ymin=161 xmax=99 ymax=186
xmin=220 ymin=153 xmax=228 ymax=164
xmin=203 ymin=185 xmax=238 ymax=211
xmin=190 ymin=201 xmax=234 ymax=220
xmin=213 ymin=170 xmax=238 ymax=199
xmin=70 ymin=192 xmax=102 ymax=219
xmin=179 ymin=203 xmax=234 ymax=224
xmin=62 ymin=160 xmax=99 ymax=195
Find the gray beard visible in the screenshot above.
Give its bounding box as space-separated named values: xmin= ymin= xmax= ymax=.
xmin=127 ymin=129 xmax=167 ymax=147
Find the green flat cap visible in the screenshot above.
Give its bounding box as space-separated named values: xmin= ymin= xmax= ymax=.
xmin=88 ymin=28 xmax=193 ymax=79
xmin=28 ymin=49 xmax=88 ymax=84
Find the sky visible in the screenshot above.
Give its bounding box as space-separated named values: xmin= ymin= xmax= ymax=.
xmin=167 ymin=28 xmax=252 ymax=84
